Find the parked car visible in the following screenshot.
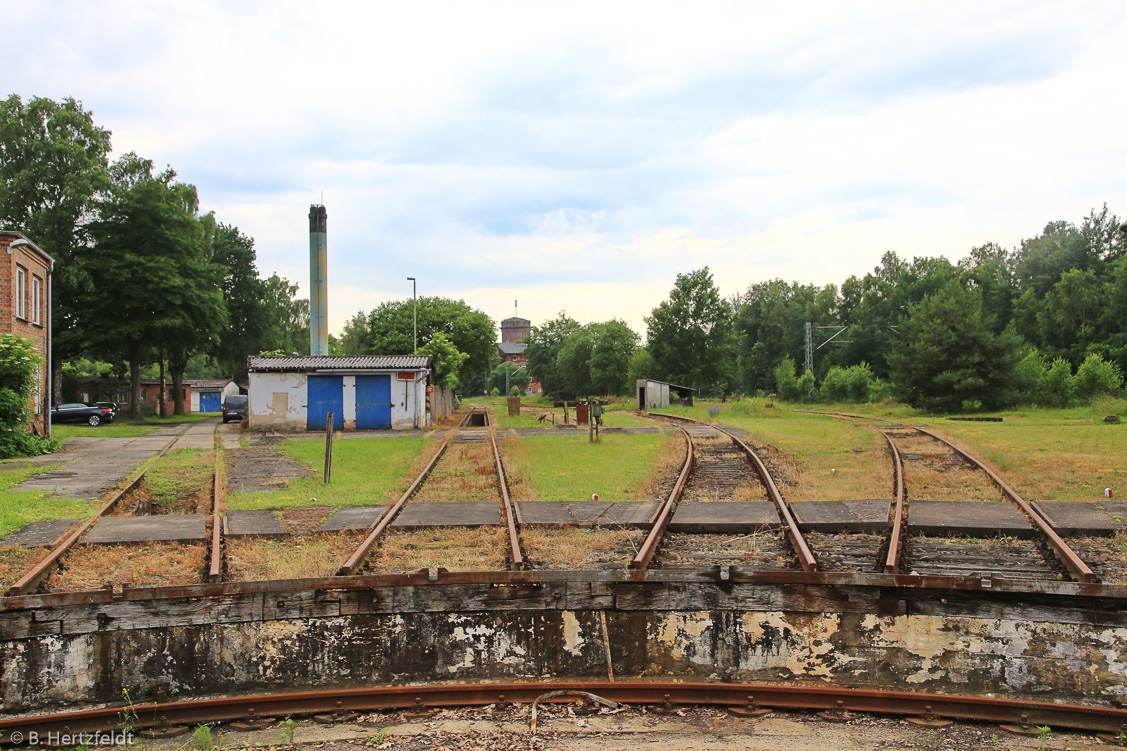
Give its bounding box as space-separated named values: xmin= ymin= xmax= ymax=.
xmin=222 ymin=395 xmax=248 ymax=423
xmin=51 ymin=403 xmax=116 ymax=426
xmin=95 ymin=401 xmax=120 ymax=420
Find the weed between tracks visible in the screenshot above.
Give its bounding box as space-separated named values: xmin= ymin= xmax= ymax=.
xmin=226 ymin=531 xmax=367 ymax=580
xmin=46 ymin=541 xmax=207 ymax=591
xmin=894 ymin=432 xmax=1005 ymax=502
xmin=520 ymin=527 xmax=645 ymax=569
xmin=412 ymin=443 xmax=499 ymax=504
xmin=111 ymin=449 xmax=214 ymax=515
xmin=370 ymin=527 xmax=509 ymax=572
xmin=0 ymin=545 xmax=48 ymax=588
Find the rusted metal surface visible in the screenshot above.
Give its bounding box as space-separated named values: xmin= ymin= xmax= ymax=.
xmin=3 ymin=681 xmax=1127 ymax=737
xmin=336 ymin=440 xmax=450 ymax=576
xmin=630 ymin=426 xmax=693 ymax=570
xmin=490 ymin=434 xmax=524 ymax=571
xmin=915 ymin=426 xmax=1095 ymax=583
xmin=879 ymin=428 xmax=905 ymax=575
xmin=5 ymin=427 xmax=188 ymax=598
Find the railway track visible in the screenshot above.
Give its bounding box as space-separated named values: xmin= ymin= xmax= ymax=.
xmin=632 ymin=413 xmax=817 ymax=573
xmin=5 ymin=423 xmax=208 ymax=597
xmin=337 ymin=408 xmax=523 ymax=575
xmin=3 ymin=681 xmax=1127 ymax=737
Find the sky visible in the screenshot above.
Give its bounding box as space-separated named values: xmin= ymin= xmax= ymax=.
xmin=5 ymin=1 xmax=1126 ymax=340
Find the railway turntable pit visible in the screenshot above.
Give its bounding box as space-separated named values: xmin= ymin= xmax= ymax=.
xmin=3 ymin=408 xmax=1127 ymax=735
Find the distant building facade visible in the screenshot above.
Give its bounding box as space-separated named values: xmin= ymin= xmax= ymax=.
xmin=0 ymin=231 xmax=53 ymax=434
xmin=496 ymin=316 xmax=540 ymax=394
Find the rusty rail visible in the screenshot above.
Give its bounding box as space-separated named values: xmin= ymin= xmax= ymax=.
xmin=3 ymin=681 xmax=1127 ymax=737
xmin=208 ymin=426 xmax=224 ymax=582
xmin=489 ymin=434 xmax=524 ymax=571
xmin=630 ymin=425 xmax=693 ymax=570
xmin=336 ymin=440 xmax=450 ymax=576
xmin=6 ymin=425 xmax=190 ymax=598
xmin=915 ymin=426 xmax=1095 ymax=583
xmin=879 ymin=428 xmax=906 ymax=575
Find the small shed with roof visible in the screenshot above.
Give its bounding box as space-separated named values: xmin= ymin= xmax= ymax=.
xmin=187 ymin=378 xmax=241 ymax=413
xmin=247 ymin=355 xmax=435 ymax=431
xmin=636 ymin=379 xmax=696 ymax=410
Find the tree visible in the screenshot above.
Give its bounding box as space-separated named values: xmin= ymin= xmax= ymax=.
xmin=337 ymin=311 xmax=369 ymax=356
xmin=0 ymin=335 xmax=57 ymax=457
xmin=526 ymin=313 xmax=580 ymax=398
xmin=259 ymin=274 xmax=308 ymax=355
xmin=418 ymin=333 xmax=468 ymax=389
xmin=888 ymin=282 xmax=1023 ymax=412
xmin=0 ymin=95 xmax=112 ymax=400
xmin=588 ymin=319 xmax=639 ymax=396
xmin=84 ymin=164 xmax=224 ymax=417
xmin=487 ymin=361 xmax=530 ymax=394
xmin=645 ymin=268 xmax=734 ymax=394
xmin=555 ymin=328 xmax=594 ymax=398
xmin=363 ymin=297 xmax=494 ymax=386
xmin=210 ymin=223 xmax=268 ymax=381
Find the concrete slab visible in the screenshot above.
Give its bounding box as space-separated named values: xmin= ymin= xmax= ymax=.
xmin=601 ymin=501 xmax=661 ymax=527
xmin=217 ymin=422 xmax=241 ymax=449
xmin=792 ymin=499 xmax=891 ymax=533
xmin=908 ymin=500 xmax=1034 ymax=538
xmin=668 ymin=501 xmax=781 ymax=533
xmin=684 ymin=424 xmax=721 ymax=438
xmin=225 ymin=509 xmax=287 ymax=537
xmin=84 ymin=514 xmax=207 ymax=544
xmin=391 ymin=501 xmax=500 ymax=528
xmin=173 ymin=419 xmax=220 ymax=450
xmin=516 ymin=501 xmax=615 ymax=527
xmin=1033 ymin=501 xmax=1119 ymax=536
xmin=318 ymin=506 xmax=386 ymax=532
xmin=1097 ymin=501 xmax=1127 ymax=526
xmin=1 ymin=518 xmax=81 ymax=548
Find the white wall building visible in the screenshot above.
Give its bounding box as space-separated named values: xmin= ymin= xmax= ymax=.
xmin=247 ymin=355 xmax=434 ymax=431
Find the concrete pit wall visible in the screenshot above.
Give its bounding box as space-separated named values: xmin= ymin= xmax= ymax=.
xmin=3 ymin=578 xmax=1127 ymax=713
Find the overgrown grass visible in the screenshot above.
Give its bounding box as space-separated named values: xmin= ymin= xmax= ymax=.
xmin=52 ymin=423 xmax=165 ymax=439
xmin=371 ymin=527 xmax=510 ymax=572
xmin=226 ymin=532 xmax=366 ymax=580
xmin=136 ymin=449 xmax=214 ymax=514
xmin=501 ymin=432 xmax=676 ymax=503
xmin=47 ymin=541 xmax=207 ymax=590
xmin=0 ymin=462 xmax=93 ymax=540
xmin=484 ymin=398 xmax=654 ymax=430
xmin=227 ymin=436 xmax=431 ymax=510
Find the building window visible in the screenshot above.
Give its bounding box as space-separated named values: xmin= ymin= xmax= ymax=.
xmin=31 ymin=277 xmax=41 ymax=325
xmin=15 ymin=266 xmax=26 ymax=320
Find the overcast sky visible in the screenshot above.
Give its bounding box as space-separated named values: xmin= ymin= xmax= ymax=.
xmin=6 ymin=1 xmax=1126 ymax=338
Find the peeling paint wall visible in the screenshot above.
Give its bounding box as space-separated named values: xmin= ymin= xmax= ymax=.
xmin=248 ymin=372 xmax=307 ymax=429
xmin=4 ymin=607 xmax=1127 ymax=713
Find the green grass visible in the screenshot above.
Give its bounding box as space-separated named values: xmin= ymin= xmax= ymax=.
xmin=145 ymin=449 xmax=214 ymax=512
xmin=0 ymin=462 xmax=93 ymax=540
xmin=502 ymin=432 xmax=675 ymax=503
xmin=52 ymin=422 xmax=165 ymax=439
xmin=227 ymin=436 xmax=431 ymax=510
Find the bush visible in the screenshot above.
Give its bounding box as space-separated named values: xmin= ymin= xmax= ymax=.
xmin=820 ymin=363 xmax=879 ymax=403
xmin=1013 ymin=350 xmax=1048 ymax=402
xmin=509 ymin=386 xmax=520 ymax=397
xmin=1041 ymin=358 xmax=1076 ymax=407
xmin=774 ymin=357 xmax=801 ymax=401
xmin=0 ymin=335 xmax=56 ymax=458
xmin=1075 ymin=354 xmax=1123 ymax=400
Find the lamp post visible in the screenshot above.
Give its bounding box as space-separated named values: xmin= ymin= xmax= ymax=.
xmin=407 ymin=277 xmax=417 ymax=353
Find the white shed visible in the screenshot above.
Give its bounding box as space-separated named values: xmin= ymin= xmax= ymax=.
xmin=187 ymin=379 xmax=240 ymax=413
xmin=247 ymin=355 xmax=433 ymax=431
xmin=636 ymin=379 xmax=696 ymax=410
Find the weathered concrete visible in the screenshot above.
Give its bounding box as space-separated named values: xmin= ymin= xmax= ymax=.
xmin=318 ymin=506 xmax=386 ymax=532
xmin=668 ymin=502 xmax=781 ymax=533
xmin=3 ymin=578 xmax=1127 ymax=712
xmin=391 ymin=502 xmax=501 ymax=528
xmin=225 ymin=510 xmax=287 ymax=537
xmin=908 ymin=501 xmax=1033 ymax=538
xmin=83 ymin=515 xmax=207 ymax=544
xmin=517 ymin=501 xmax=658 ymax=528
xmin=0 ymin=519 xmax=80 ymax=548
xmin=792 ymin=500 xmax=890 ymax=533
xmin=1033 ymin=501 xmax=1119 ymax=536
xmin=11 ymin=426 xmax=186 ymax=501
xmin=171 ymin=419 xmax=219 ymax=450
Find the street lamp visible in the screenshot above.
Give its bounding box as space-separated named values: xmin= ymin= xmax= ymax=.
xmin=407 ymin=277 xmax=417 ymax=353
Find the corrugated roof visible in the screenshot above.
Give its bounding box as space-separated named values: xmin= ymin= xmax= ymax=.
xmin=185 ymin=379 xmax=234 ymax=389
xmin=248 ymin=355 xmax=433 ymax=372
xmin=497 ymin=342 xmax=527 ymax=355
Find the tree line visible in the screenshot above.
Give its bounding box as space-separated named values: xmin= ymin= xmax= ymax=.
xmin=0 ymin=95 xmax=309 ymax=416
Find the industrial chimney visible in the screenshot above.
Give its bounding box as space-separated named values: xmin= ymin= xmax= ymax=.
xmin=308 ymin=204 xmax=328 ymax=356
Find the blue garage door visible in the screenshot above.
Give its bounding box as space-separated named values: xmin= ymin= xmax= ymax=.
xmin=355 ymin=375 xmax=392 ymax=429
xmin=200 ymin=391 xmax=221 ymax=413
xmin=307 ymin=375 xmax=344 ymax=430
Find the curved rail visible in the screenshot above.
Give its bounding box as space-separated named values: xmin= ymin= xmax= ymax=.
xmin=914 ymin=426 xmax=1095 ymax=583
xmin=629 ymin=425 xmax=694 ymax=570
xmin=6 ymin=425 xmax=191 ymax=598
xmin=3 ymin=681 xmax=1126 ymax=737
xmin=878 ymin=428 xmax=906 ymax=575
xmin=640 ymin=412 xmax=818 ymax=572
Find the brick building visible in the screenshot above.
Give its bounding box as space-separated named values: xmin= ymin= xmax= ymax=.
xmin=0 ymin=231 xmax=53 ymax=435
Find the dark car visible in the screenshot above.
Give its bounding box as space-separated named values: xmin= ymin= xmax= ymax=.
xmin=222 ymin=395 xmax=248 ymax=423
xmin=95 ymin=401 xmax=120 ymax=420
xmin=51 ymin=402 xmax=116 ymax=426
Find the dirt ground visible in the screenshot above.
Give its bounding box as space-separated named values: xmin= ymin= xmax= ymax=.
xmin=144 ymin=705 xmax=1109 ymax=751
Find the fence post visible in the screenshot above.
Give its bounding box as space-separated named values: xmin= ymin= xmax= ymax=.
xmin=324 ymin=412 xmax=334 ymax=483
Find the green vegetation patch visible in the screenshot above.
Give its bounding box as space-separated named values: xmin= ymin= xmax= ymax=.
xmin=228 ymin=436 xmax=431 ymax=510
xmin=502 ymin=432 xmax=675 ymax=503
xmin=143 ymin=449 xmax=214 ymax=513
xmin=52 ymin=423 xmax=165 ymax=440
xmin=0 ymin=462 xmax=93 ymax=540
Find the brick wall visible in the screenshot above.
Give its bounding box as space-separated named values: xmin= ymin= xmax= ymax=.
xmin=0 ymin=234 xmax=52 ymax=434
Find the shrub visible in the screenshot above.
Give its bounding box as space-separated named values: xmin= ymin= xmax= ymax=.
xmin=821 ymin=363 xmax=878 ymax=403
xmin=774 ymin=357 xmax=801 ymax=401
xmin=1075 ymin=354 xmax=1123 ymax=400
xmin=0 ymin=335 xmax=57 ymax=458
xmin=1013 ymin=350 xmax=1048 ymax=402
xmin=1040 ymin=358 xmax=1076 ymax=407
